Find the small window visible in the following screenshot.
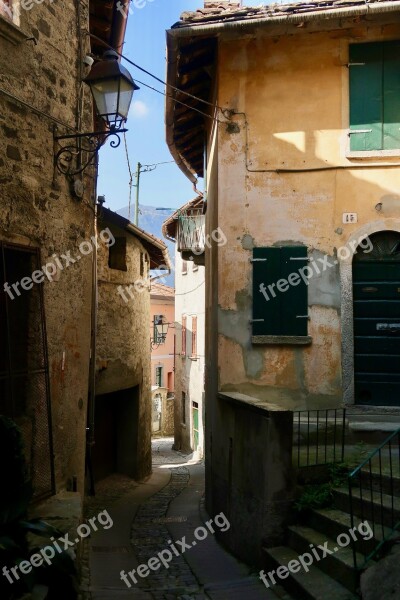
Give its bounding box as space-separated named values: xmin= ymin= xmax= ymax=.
xmin=181 ymin=316 xmax=187 ymax=356
xmin=182 ymin=260 xmax=188 ymax=274
xmin=349 ymin=41 xmax=400 ymax=151
xmin=252 ymin=246 xmax=309 ymax=340
xmin=191 ymin=316 xmax=197 ymax=358
xmin=140 ymin=252 xmax=144 ymax=277
xmin=155 ymin=366 xmax=163 ymax=387
xmin=181 ymin=391 xmax=186 ymax=425
xmin=108 ymin=237 xmax=127 ymax=271
xmin=1 ymin=1 xmax=13 ymax=21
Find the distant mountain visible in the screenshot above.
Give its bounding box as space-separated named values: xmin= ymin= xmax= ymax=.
xmin=117 ymin=205 xmax=175 ymax=287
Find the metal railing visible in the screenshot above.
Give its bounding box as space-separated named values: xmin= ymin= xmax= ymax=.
xmin=177 ymin=210 xmax=206 ymax=253
xmin=294 ymin=408 xmax=346 ymax=468
xmin=348 ymin=428 xmax=400 ymax=569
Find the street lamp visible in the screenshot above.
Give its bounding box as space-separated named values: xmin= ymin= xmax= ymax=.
xmin=54 ymin=50 xmax=139 ymax=180
xmin=150 ymin=316 xmax=174 ymax=350
xmin=84 ymin=50 xmax=139 ymax=130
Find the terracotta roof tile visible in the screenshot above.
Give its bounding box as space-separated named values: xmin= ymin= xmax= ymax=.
xmin=175 ymin=0 xmax=400 ymax=27
xmin=151 ymin=283 xmax=175 ymax=299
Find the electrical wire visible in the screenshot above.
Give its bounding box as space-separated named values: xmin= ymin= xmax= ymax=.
xmin=174 ymin=280 xmax=205 ymax=295
xmin=86 ymin=32 xmax=220 ymax=112
xmin=132 ymin=76 xmax=222 ymax=123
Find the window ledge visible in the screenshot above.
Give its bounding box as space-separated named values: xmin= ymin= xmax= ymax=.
xmin=0 ymin=15 xmax=28 ymax=45
xmin=346 ymin=149 xmax=400 ymax=160
xmin=189 ymin=356 xmax=198 ymax=361
xmin=252 ymin=335 xmax=312 ymax=345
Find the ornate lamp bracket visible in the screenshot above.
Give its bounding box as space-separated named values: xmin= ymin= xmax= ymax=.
xmin=54 ymin=125 xmax=128 ymax=178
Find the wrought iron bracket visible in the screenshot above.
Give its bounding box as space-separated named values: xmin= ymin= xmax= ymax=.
xmin=54 ymin=126 xmax=128 ymax=178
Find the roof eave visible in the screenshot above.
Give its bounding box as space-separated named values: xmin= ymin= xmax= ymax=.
xmin=165 ymin=32 xmax=199 ymax=186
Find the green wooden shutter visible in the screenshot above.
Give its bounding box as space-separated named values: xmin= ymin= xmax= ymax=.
xmin=349 ymin=42 xmax=383 ymax=151
xmin=252 ymin=247 xmax=280 ymax=336
xmin=280 ymin=247 xmax=308 ymax=336
xmin=383 ymin=41 xmax=400 ymax=150
xmin=252 ymin=246 xmax=308 ymax=337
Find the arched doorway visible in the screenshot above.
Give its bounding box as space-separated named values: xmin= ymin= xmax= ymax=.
xmin=353 ymin=231 xmax=400 ymax=406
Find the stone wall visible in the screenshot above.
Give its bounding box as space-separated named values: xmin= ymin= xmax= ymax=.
xmin=0 ymin=2 xmax=94 ymax=495
xmin=95 ymin=217 xmax=152 ymax=480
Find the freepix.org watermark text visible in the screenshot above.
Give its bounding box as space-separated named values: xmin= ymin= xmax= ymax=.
xmin=120 ymin=512 xmax=230 ymax=588
xmin=259 ymin=520 xmax=373 ymax=589
xmin=2 ymin=509 xmax=113 ymax=585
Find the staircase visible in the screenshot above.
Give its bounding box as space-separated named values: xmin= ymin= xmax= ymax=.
xmin=263 ymin=416 xmax=400 ymax=600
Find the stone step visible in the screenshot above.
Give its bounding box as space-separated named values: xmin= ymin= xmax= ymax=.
xmin=287 ymin=525 xmax=362 ymax=593
xmin=356 ymin=471 xmax=400 ymax=498
xmin=262 ymin=546 xmax=357 ymax=600
xmin=305 ymin=507 xmax=393 ymax=556
xmin=333 ymin=486 xmax=400 ymax=530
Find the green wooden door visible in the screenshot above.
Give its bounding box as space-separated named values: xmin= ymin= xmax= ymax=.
xmin=192 ymin=401 xmax=199 ymax=450
xmin=353 ymin=232 xmax=400 ymax=406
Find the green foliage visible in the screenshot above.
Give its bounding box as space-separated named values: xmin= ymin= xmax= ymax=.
xmin=0 ymin=416 xmax=78 ymax=600
xmin=295 ymin=463 xmax=349 ymax=513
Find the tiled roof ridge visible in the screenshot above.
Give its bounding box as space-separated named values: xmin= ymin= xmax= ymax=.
xmin=151 ymin=282 xmax=175 ymax=298
xmin=178 ymin=0 xmax=400 ymax=26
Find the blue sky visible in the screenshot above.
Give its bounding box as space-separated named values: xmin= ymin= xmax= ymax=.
xmin=98 ymin=0 xmax=256 ymax=216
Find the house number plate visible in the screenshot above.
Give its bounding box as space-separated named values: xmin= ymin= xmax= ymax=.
xmin=342 ymin=213 xmax=358 ymax=224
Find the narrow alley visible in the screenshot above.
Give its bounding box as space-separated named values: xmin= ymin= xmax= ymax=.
xmin=83 ymin=439 xmax=290 ymax=600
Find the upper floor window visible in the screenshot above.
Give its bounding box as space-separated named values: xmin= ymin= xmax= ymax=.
xmin=0 ymin=1 xmax=13 ymax=21
xmin=182 ymin=259 xmax=188 ymax=274
xmin=349 ymin=41 xmax=400 ymax=152
xmin=191 ymin=316 xmax=197 ymax=358
xmin=181 ymin=315 xmax=187 ymax=356
xmin=108 ymin=237 xmax=127 ymax=271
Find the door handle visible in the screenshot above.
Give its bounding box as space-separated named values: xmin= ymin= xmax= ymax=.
xmin=377 ymin=323 xmax=400 ymax=333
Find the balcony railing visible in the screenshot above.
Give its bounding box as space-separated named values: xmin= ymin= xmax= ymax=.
xmin=177 ymin=209 xmax=206 ymax=254
xmin=293 ymin=408 xmax=347 ymax=468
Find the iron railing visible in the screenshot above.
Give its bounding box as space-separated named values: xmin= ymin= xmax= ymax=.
xmin=348 ymin=428 xmax=400 ymax=569
xmin=294 ymin=408 xmax=347 ymax=468
xmin=177 ymin=210 xmax=206 ymax=253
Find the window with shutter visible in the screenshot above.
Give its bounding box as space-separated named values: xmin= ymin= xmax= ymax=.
xmin=181 ymin=316 xmax=187 ymax=356
xmin=0 ymin=1 xmax=13 ymax=21
xmin=252 ymin=246 xmax=310 ymax=343
xmin=191 ymin=316 xmax=197 ymax=358
xmin=349 ymin=41 xmax=400 ymax=151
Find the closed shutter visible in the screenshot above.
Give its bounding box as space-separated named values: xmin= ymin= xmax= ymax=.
xmin=349 ymin=41 xmax=400 ymax=151
xmin=252 ymin=246 xmax=308 ymax=336
xmin=383 ymin=41 xmax=400 ymax=150
xmin=281 ymin=247 xmax=308 ymax=336
xmin=182 ymin=316 xmax=187 ymax=356
xmin=191 ymin=316 xmax=197 ymax=357
xmin=349 ymin=42 xmax=383 ymax=151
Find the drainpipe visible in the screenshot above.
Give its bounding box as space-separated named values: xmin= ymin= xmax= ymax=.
xmin=86 ymin=166 xmax=100 ymax=497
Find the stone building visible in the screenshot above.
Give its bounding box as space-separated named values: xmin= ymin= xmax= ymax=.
xmin=0 ymin=0 xmax=131 ymax=503
xmin=162 ymin=197 xmax=206 ymax=456
xmin=93 ymin=206 xmax=170 ymax=482
xmin=166 ymin=0 xmax=400 ymax=564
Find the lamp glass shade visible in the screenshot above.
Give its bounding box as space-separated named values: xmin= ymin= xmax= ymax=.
xmin=155 ymin=321 xmax=167 ymax=342
xmin=84 ymin=50 xmax=138 ymax=129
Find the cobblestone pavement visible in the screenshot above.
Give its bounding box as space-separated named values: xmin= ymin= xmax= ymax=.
xmin=82 ymin=438 xmax=288 ymax=600
xmin=131 ymin=466 xmax=200 ymax=597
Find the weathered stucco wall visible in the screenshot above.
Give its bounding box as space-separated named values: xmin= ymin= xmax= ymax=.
xmin=174 ymin=250 xmax=205 ymax=454
xmin=215 ymin=22 xmax=400 ymax=410
xmin=95 ymin=219 xmax=152 ymax=479
xmin=0 ymin=2 xmax=94 ymax=494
